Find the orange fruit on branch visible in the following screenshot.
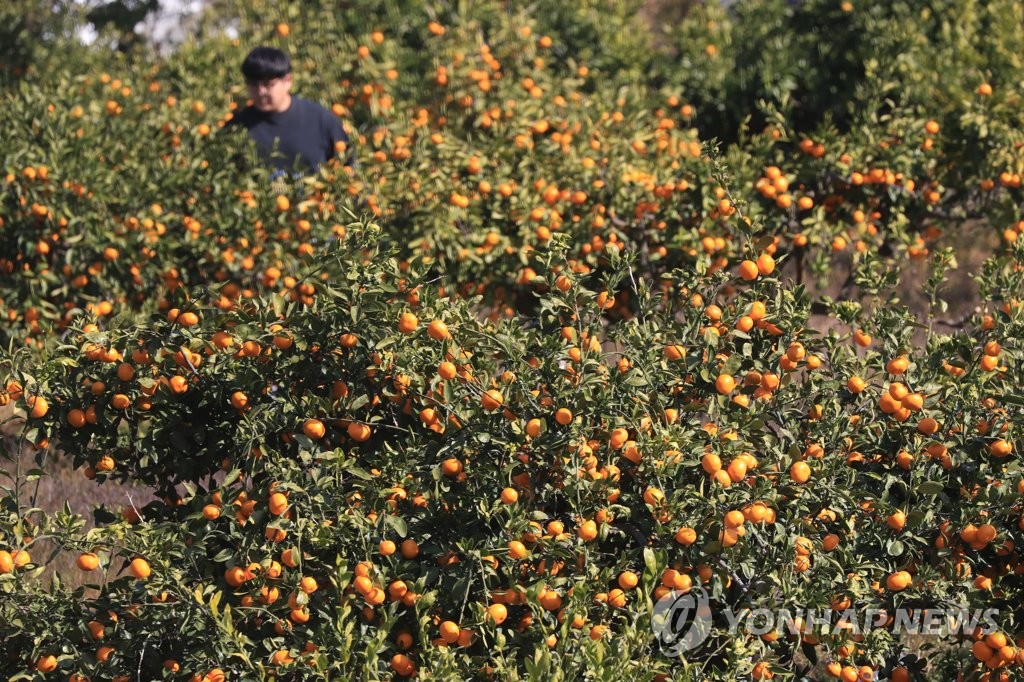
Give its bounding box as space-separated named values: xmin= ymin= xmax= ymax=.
xmin=885 ymin=571 xmax=912 ymax=591
xmin=427 ymin=320 xmax=450 ymax=340
xmin=789 ymin=461 xmax=811 ymax=483
xmin=398 ymin=312 xmax=419 ymax=334
xmin=738 ymin=260 xmax=759 ymax=281
xmin=77 ymin=552 xmax=100 ymax=571
xmin=302 ymin=418 xmax=325 ymax=440
xmin=129 ymin=557 xmax=151 ymax=579
xmin=715 ymin=374 xmax=736 ymax=394
xmin=481 ymin=389 xmax=504 ymax=411
xmin=269 ymin=492 xmax=289 ymax=516
xmin=347 ymin=422 xmax=372 ymax=442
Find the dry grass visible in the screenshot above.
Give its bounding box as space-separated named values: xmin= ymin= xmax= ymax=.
xmin=1 ymin=404 xmax=154 ymax=589
xmin=641 ymin=0 xmax=703 ymax=51
xmin=791 ymin=220 xmax=998 ymax=344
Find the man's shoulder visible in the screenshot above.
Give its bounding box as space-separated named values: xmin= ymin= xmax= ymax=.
xmin=292 ymin=96 xmax=335 ymax=119
xmin=294 ymin=97 xmax=347 ymax=137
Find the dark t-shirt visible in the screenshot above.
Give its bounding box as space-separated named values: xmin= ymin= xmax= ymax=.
xmin=228 ymin=96 xmax=351 ymax=174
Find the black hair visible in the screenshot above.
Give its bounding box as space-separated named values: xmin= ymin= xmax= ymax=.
xmin=241 ymin=47 xmax=291 ymax=81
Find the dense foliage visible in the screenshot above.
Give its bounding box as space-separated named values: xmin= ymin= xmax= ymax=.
xmin=2 ymin=1 xmax=1023 ymax=680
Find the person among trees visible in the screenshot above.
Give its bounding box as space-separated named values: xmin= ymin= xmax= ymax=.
xmin=228 ymin=46 xmax=352 ymax=175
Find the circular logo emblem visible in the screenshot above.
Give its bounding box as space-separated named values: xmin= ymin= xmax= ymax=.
xmin=651 ymin=586 xmax=713 ymax=656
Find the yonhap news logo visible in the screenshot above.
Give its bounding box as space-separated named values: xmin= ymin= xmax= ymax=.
xmin=652 ymin=588 xmax=1001 ymax=656
xmin=651 ymin=586 xmax=713 ymax=655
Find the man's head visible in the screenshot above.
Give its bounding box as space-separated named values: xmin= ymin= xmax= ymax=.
xmin=242 ymin=47 xmax=293 ymax=113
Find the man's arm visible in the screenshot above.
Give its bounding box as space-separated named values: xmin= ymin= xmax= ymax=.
xmin=323 ymin=109 xmax=355 ymax=168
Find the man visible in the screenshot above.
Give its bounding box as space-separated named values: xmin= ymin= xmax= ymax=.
xmin=228 ymin=47 xmax=352 ymax=175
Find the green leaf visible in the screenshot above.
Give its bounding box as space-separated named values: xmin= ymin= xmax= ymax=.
xmin=209 ymin=590 xmax=222 ymax=616
xmin=222 ymin=603 xmax=234 ymax=634
xmin=221 ymin=468 xmax=241 ymax=487
xmin=384 ymin=514 xmax=408 ymax=538
xmin=347 ymin=467 xmax=373 ymax=480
